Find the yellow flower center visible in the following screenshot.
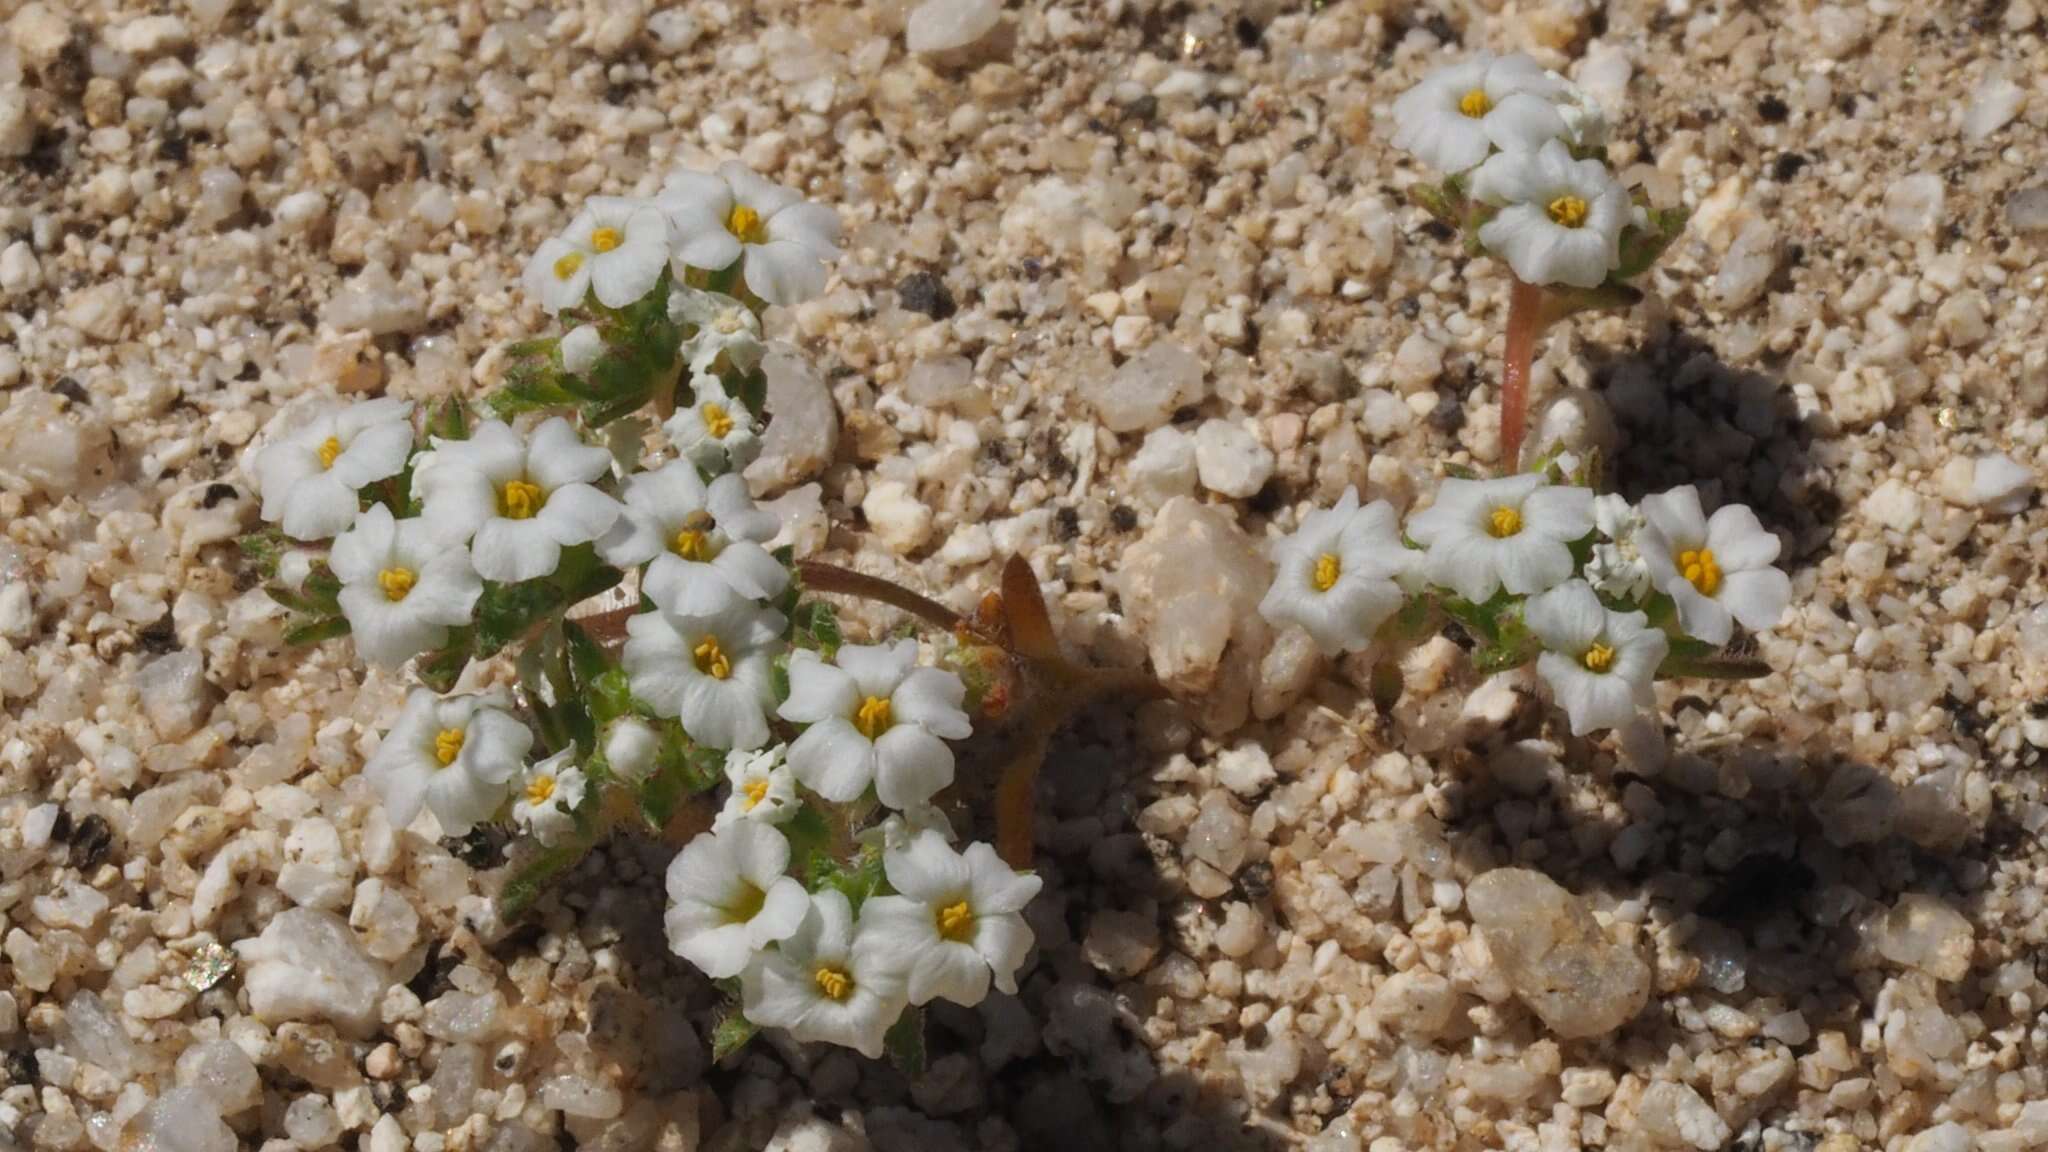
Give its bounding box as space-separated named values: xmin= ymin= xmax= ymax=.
xmin=694 ymin=636 xmax=732 ymax=680
xmin=525 ymin=774 xmax=557 ymax=806
xmin=725 ymin=203 xmax=766 ymax=244
xmin=434 ymin=727 xmax=465 ymax=767
xmin=553 ymin=250 xmax=584 ymax=280
xmin=1679 ymin=547 xmax=1722 ymax=596
xmin=318 ymin=436 xmax=343 ymax=469
xmin=378 ymin=567 xmax=416 ymax=602
xmin=1312 ymin=552 xmax=1341 ymax=592
xmin=1546 ymin=195 xmax=1590 ymax=229
xmin=701 ymin=402 xmax=735 ymax=440
xmin=1488 ymin=505 xmax=1523 ymax=538
xmin=742 ymin=777 xmax=771 ymax=811
xmin=1582 ymin=642 xmax=1616 ymax=674
xmin=936 ymin=900 xmax=974 ymax=943
xmin=1458 ymin=88 xmax=1492 ymax=118
xmin=727 ymin=882 xmax=765 ymax=924
xmin=813 ymin=966 xmax=853 ymax=1002
xmin=498 ymin=478 xmax=545 ymax=520
xmin=854 ymin=695 xmax=893 ymax=740
xmin=590 ymin=226 xmax=623 ymax=253
xmin=671 ymin=511 xmax=716 ymax=561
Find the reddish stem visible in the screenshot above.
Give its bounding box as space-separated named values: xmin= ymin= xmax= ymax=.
xmin=1500 ymin=277 xmax=1546 ymax=471
xmin=795 ymin=560 xmax=969 ymax=636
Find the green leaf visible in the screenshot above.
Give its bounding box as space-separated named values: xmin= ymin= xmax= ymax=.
xmin=282 ymin=615 xmax=351 ymax=647
xmin=1614 ymin=203 xmax=1690 ymax=281
xmin=588 ymin=668 xmax=637 ymax=726
xmin=710 ymin=1011 xmax=758 ymax=1063
xmin=781 ymin=803 xmax=834 ymax=872
xmin=638 ymin=731 xmax=723 ymax=830
xmin=498 ymin=838 xmax=591 ymax=921
xmin=884 ymin=1007 xmax=926 ymax=1077
xmin=237 ymin=530 xmax=287 ymax=582
xmin=790 ymin=599 xmax=843 ymax=658
xmin=429 ymin=396 xmax=470 ymax=441
xmin=486 ymin=373 xmax=580 ymax=420
xmin=416 ymin=634 xmax=472 ymax=693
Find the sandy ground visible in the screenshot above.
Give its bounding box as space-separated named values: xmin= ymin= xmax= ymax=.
xmin=5 ymin=0 xmax=2048 ymax=1150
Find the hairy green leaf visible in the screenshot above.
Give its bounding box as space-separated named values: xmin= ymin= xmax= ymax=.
xmin=282 ymin=615 xmax=350 ymax=647
xmin=498 ymin=838 xmax=590 ymax=921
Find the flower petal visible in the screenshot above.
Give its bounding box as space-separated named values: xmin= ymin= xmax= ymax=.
xmin=788 ymin=717 xmax=877 ymax=802
xmin=526 ymin=418 xmax=613 ymax=490
xmin=890 ymin=668 xmax=971 ymax=739
xmin=780 ymin=653 xmax=860 ymax=723
xmin=742 ymin=241 xmax=828 ymax=307
xmin=836 ymin=640 xmax=918 ymax=699
xmin=1704 ymin=504 xmax=1782 ymax=571
xmin=1719 ymin=567 xmax=1792 ymax=633
xmin=873 ymin=725 xmax=955 ymax=810
xmin=883 ymin=829 xmax=971 ymax=903
xmin=536 ymin=482 xmax=622 ymax=546
xmin=1640 ymin=486 xmax=1708 ymax=548
xmin=471 ymin=517 xmax=562 ymax=584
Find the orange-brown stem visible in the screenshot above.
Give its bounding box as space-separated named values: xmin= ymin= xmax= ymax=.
xmin=1500 ymin=277 xmax=1546 ymax=471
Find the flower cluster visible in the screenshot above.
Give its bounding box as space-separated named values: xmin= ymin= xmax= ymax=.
xmin=1393 ymin=51 xmax=1680 ymax=291
xmin=242 ymin=161 xmax=1037 ymax=1063
xmin=1260 ymin=476 xmax=1789 ymax=736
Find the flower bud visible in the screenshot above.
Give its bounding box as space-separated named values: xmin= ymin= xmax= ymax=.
xmin=603 ymin=717 xmax=660 ymax=782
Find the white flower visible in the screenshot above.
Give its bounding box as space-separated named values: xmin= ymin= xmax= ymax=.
xmin=1406 ymin=475 xmax=1594 ymax=604
xmin=602 ymin=716 xmax=661 ymax=783
xmin=254 ymin=398 xmax=415 ymax=540
xmin=1585 ymin=493 xmax=1652 ymax=602
xmin=1257 ymin=487 xmax=1417 ymax=657
xmin=1391 ymin=53 xmax=1574 ymax=175
xmin=663 ymin=373 xmax=762 ymax=476
xmin=414 ymin=417 xmax=622 ymax=584
xmin=622 ymin=603 xmax=785 ymax=751
xmin=1547 ymin=71 xmax=1610 ymax=152
xmin=364 ymin=689 xmax=532 ymax=835
xmin=329 ymin=504 xmax=482 ymax=667
xmin=523 ymin=196 xmax=670 ymax=313
xmin=1637 ymin=486 xmax=1792 ymax=646
xmin=858 ymin=802 xmax=957 ymax=856
xmin=670 ymin=286 xmax=765 ymax=377
xmin=664 ymin=820 xmax=808 ymax=979
xmin=779 ymin=641 xmax=972 ymax=810
xmin=741 ymin=889 xmax=906 ymax=1059
xmin=657 ymin=160 xmax=843 ymax=307
xmin=1524 ymin=580 xmax=1668 ymax=735
xmin=1471 ymin=138 xmax=1631 ymax=289
xmin=511 ymin=748 xmax=586 ymax=846
xmin=714 ymin=745 xmax=800 ymax=831
xmin=560 ymin=324 xmax=606 ymax=374
xmin=860 ymin=831 xmax=1042 ymax=1007
xmin=596 ymin=462 xmax=787 ymax=618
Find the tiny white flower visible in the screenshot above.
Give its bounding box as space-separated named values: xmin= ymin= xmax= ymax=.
xmin=664 ymin=820 xmax=809 ymax=979
xmin=254 ymin=398 xmax=415 ymax=540
xmin=658 ymin=160 xmax=844 ymax=307
xmin=1257 ymin=487 xmax=1417 ymax=657
xmin=742 ymin=889 xmax=907 ymax=1059
xmin=523 ymin=196 xmax=670 ymax=313
xmin=1547 ymin=71 xmax=1610 ymax=152
xmin=1391 ymin=53 xmax=1574 ymax=175
xmin=1470 ymin=138 xmax=1631 ymax=289
xmin=596 ymin=461 xmax=787 ymax=618
xmin=1406 ymin=474 xmax=1594 ymax=604
xmin=622 ymin=603 xmax=786 ymax=751
xmin=511 ymin=748 xmax=586 ymax=847
xmin=669 ymin=286 xmax=765 ymax=377
xmin=858 ymin=802 xmax=957 ymax=855
xmin=329 ymin=504 xmax=483 ymax=667
xmin=1637 ymin=486 xmax=1792 ymax=646
xmin=1585 ymin=493 xmax=1652 ymax=602
xmin=663 ymin=373 xmax=762 ymax=476
xmin=714 ymin=745 xmax=800 ymax=831
xmin=602 ymin=716 xmax=661 ymax=783
xmin=779 ymin=641 xmax=972 ymax=810
xmin=364 ymin=689 xmax=533 ymax=835
xmin=414 ymin=417 xmax=623 ymax=584
xmin=860 ymin=831 xmax=1042 ymax=1007
xmin=1524 ymin=579 xmax=1668 ymax=736
xmin=560 ymin=324 xmax=606 ymax=374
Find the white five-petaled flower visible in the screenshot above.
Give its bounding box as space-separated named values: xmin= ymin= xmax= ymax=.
xmin=1585 ymin=493 xmax=1652 ymax=602
xmin=364 ymin=689 xmax=533 ymax=836
xmin=1390 ymin=52 xmax=1576 ymax=175
xmin=860 ymin=831 xmax=1042 ymax=1007
xmin=254 ymin=398 xmax=415 ymax=540
xmin=622 ymin=603 xmax=785 ymax=751
xmin=1471 ymin=138 xmax=1631 ymax=289
xmin=713 ymin=745 xmax=800 ymax=831
xmin=664 ymin=820 xmax=808 ymax=979
xmin=329 ymin=504 xmax=482 ymax=667
xmin=741 ymin=889 xmax=907 ymax=1059
xmin=1257 ymin=487 xmax=1418 ymax=657
xmin=779 ymin=641 xmax=972 ymax=810
xmin=664 ymin=373 xmax=762 ymax=476
xmin=597 ymin=462 xmax=788 ymax=618
xmin=1406 ymin=475 xmax=1594 ymax=604
xmin=670 ymin=286 xmax=766 ymax=377
xmin=1524 ymin=579 xmax=1668 ymax=736
xmin=1637 ymin=486 xmax=1792 ymax=646
xmin=511 ymin=748 xmax=586 ymax=847
xmin=414 ymin=417 xmax=622 ymax=584
xmin=524 ymin=196 xmax=670 ymax=313
xmin=658 ymin=160 xmax=844 ymax=307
